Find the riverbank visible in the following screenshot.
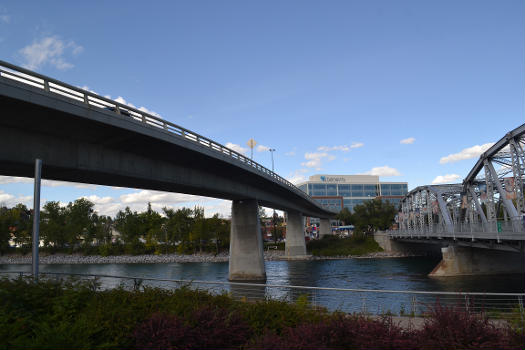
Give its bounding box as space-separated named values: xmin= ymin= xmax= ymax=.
xmin=0 ymin=250 xmax=418 ymax=264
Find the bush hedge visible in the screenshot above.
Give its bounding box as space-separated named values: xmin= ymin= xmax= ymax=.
xmin=0 ymin=277 xmax=522 ymax=349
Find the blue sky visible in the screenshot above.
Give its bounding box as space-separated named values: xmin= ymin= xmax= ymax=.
xmin=0 ymin=1 xmax=523 ymax=217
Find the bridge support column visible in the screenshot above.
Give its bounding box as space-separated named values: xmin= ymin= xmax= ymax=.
xmin=429 ymin=245 xmax=525 ymax=277
xmin=319 ymin=218 xmax=331 ymax=237
xmin=285 ymin=211 xmax=308 ymax=258
xmin=229 ymin=199 xmax=266 ymax=281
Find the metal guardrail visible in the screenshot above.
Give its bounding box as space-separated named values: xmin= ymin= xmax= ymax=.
xmin=1 ymin=271 xmax=523 ymax=319
xmin=0 ymin=60 xmax=326 ymax=211
xmin=390 ymin=221 xmax=525 ymax=241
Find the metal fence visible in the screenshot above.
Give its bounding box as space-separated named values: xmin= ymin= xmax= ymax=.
xmin=1 ymin=271 xmax=523 ymax=320
xmin=0 ymin=60 xmax=319 ymax=208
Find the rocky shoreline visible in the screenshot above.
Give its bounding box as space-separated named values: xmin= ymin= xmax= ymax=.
xmin=0 ymin=250 xmax=418 ymax=265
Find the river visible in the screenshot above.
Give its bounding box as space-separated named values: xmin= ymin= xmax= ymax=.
xmin=1 ymin=257 xmax=523 ymax=313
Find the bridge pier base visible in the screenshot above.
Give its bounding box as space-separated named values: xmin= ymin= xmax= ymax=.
xmin=429 ymin=245 xmax=525 ymax=277
xmin=285 ymin=211 xmax=308 ymax=259
xmin=319 ymin=218 xmax=331 ymax=237
xmin=228 ymin=199 xmax=266 ymax=281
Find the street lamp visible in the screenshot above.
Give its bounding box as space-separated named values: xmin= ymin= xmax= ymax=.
xmin=268 ymin=148 xmax=277 ymax=241
xmin=269 ymin=148 xmax=276 ymax=172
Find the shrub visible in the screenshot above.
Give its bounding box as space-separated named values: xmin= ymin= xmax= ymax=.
xmin=416 ymin=303 xmax=523 ymax=350
xmin=248 ymin=314 xmax=417 ymax=350
xmin=133 ymin=306 xmax=250 ymax=350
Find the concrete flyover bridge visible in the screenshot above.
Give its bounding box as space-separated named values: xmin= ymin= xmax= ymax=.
xmin=387 ymin=123 xmax=525 ymax=276
xmin=0 ymin=60 xmax=335 ymax=281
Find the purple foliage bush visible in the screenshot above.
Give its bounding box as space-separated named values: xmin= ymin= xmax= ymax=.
xmin=248 ymin=314 xmax=417 ymax=350
xmin=417 ymin=303 xmax=523 ymax=350
xmin=133 ymin=306 xmax=250 ymax=350
xmin=133 ymin=302 xmax=524 ymax=350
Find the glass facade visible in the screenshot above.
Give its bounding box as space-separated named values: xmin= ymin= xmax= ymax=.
xmin=299 ymin=178 xmax=408 ymax=213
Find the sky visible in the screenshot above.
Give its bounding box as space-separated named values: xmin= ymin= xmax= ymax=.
xmin=0 ymin=1 xmax=523 ymax=218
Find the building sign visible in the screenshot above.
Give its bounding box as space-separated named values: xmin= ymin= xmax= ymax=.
xmin=320 ymin=176 xmax=346 ymax=183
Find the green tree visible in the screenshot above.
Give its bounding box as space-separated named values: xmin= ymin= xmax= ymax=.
xmin=93 ymin=214 xmax=113 ymax=245
xmin=206 ymin=213 xmax=230 ymax=255
xmin=336 ymin=207 xmax=353 ymax=225
xmin=351 ymin=199 xmax=397 ymax=234
xmin=138 ymin=203 xmax=164 ymax=252
xmin=163 ymin=207 xmax=194 ymax=246
xmin=114 ymin=207 xmax=142 ymax=244
xmin=0 ymin=204 xmax=32 ymax=253
xmin=66 ymin=198 xmax=97 ymax=248
xmin=41 ymin=201 xmax=68 ymax=248
xmin=190 ymin=206 xmax=209 ymax=253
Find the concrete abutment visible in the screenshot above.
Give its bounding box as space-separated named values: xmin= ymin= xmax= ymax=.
xmin=228 ymin=199 xmax=266 ymax=281
xmin=429 ymin=245 xmax=525 ymax=277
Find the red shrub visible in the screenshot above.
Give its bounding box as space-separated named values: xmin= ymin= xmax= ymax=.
xmin=248 ymin=314 xmax=417 ymax=350
xmin=416 ymin=303 xmax=523 ymax=350
xmin=133 ymin=307 xmax=251 ymax=350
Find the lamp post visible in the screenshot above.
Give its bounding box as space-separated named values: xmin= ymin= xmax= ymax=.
xmin=269 ymin=148 xmax=276 ymax=172
xmin=268 ymin=148 xmax=277 ymax=241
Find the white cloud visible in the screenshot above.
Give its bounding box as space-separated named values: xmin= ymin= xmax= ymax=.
xmin=285 ymin=150 xmax=296 ymax=156
xmin=0 ymin=176 xmax=97 ymax=189
xmin=317 ymin=145 xmax=350 ymax=152
xmin=256 ymin=145 xmax=270 ymax=152
xmin=301 ymin=152 xmax=336 ymax=170
xmin=360 ymin=166 xmax=401 ymax=177
xmin=286 ymin=169 xmax=308 ymax=185
xmin=400 ymin=137 xmax=415 ymax=145
xmin=432 ymin=174 xmax=461 ymax=184
xmin=19 ymin=36 xmax=83 ymax=70
xmin=81 ymin=195 xmax=114 ymax=205
xmin=350 ymin=142 xmax=364 ymax=149
xmin=0 ymin=15 xmax=9 ymax=24
xmin=0 ymin=176 xmax=33 ymax=184
xmin=116 ymin=190 xmax=231 ymax=218
xmin=0 ymin=190 xmax=32 ymax=207
xmin=225 ymin=142 xmax=248 ymax=155
xmin=439 ymin=143 xmax=494 ymax=164
xmin=120 ymin=190 xmax=202 ymax=205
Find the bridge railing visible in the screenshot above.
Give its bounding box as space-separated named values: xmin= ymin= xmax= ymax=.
xmin=389 ymin=221 xmax=524 ymax=241
xmin=1 ymin=271 xmax=523 ymax=320
xmin=0 ymin=60 xmax=324 ymax=210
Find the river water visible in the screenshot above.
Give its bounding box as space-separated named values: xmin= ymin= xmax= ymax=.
xmin=1 ymin=258 xmax=523 ymax=313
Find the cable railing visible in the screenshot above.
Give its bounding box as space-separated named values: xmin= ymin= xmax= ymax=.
xmin=0 ymin=60 xmax=326 ymax=212
xmin=1 ymin=271 xmax=523 ymax=319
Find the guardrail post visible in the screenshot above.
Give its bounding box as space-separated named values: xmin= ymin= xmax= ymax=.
xmin=32 ymin=159 xmax=42 ymax=282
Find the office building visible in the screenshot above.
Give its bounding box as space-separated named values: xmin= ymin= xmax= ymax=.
xmin=297 ymin=174 xmax=408 ymax=213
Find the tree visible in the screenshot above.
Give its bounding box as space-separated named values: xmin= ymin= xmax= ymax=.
xmin=66 ymin=198 xmax=97 ymax=247
xmin=336 ymin=207 xmax=353 ymax=225
xmin=351 ymin=199 xmax=397 ymax=234
xmin=114 ymin=207 xmax=142 ymax=244
xmin=163 ymin=207 xmax=194 ymax=245
xmin=0 ymin=204 xmax=32 ymax=253
xmin=41 ymin=201 xmax=68 ymax=248
xmin=207 ymin=213 xmax=230 ymax=255
xmin=138 ymin=203 xmax=164 ymax=250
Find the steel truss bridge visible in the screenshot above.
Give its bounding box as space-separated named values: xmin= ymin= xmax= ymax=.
xmin=391 ymin=124 xmax=525 ymax=246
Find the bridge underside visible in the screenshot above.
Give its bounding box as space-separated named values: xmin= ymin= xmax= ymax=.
xmin=0 ymin=88 xmax=328 ymax=217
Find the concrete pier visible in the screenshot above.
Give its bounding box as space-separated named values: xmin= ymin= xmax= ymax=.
xmin=429 ymin=245 xmax=525 ymax=277
xmin=285 ymin=211 xmax=307 ymax=258
xmin=319 ymin=218 xmax=331 ymax=237
xmin=228 ymin=199 xmax=266 ymax=281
